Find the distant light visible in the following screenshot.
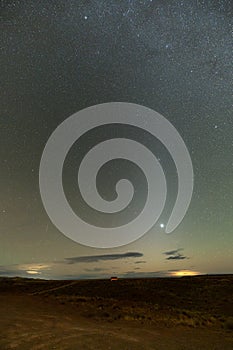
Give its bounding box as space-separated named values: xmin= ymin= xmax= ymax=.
xmin=160 ymin=223 xmax=165 ymax=228
xmin=84 ymin=15 xmax=88 ymax=20
xmin=26 ymin=270 xmax=39 ymax=275
xmin=171 ymin=270 xmax=200 ymax=277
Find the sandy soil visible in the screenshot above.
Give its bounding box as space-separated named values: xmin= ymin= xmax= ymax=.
xmin=0 ymin=276 xmax=232 ymax=349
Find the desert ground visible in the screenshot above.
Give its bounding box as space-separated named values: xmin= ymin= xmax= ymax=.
xmin=0 ymin=275 xmax=232 ymax=349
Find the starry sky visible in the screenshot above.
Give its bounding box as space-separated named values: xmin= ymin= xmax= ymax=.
xmin=1 ymin=0 xmax=232 ymax=279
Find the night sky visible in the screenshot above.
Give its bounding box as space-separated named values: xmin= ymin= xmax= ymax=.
xmin=1 ymin=0 xmax=232 ymax=279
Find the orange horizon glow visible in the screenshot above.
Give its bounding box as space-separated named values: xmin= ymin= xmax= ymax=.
xmin=171 ymin=270 xmax=201 ymax=277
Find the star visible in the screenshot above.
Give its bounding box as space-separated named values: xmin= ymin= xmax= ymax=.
xmin=0 ymin=0 xmax=232 ymax=279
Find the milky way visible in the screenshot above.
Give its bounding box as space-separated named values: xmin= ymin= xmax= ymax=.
xmin=0 ymin=0 xmax=232 ymax=278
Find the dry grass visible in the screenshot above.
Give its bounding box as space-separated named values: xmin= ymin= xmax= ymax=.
xmin=1 ymin=275 xmax=232 ymax=331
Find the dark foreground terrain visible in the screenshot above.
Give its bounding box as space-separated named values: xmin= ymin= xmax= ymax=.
xmin=0 ymin=275 xmax=232 ymax=349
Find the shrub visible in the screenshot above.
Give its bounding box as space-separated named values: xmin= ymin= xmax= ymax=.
xmin=224 ymin=318 xmax=233 ymax=330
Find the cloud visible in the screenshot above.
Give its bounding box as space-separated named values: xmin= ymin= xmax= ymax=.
xmin=64 ymin=252 xmax=143 ymax=264
xmin=166 ymin=254 xmax=188 ymax=260
xmin=122 ymin=270 xmax=171 ymax=278
xmin=0 ymin=268 xmax=40 ymax=278
xmin=84 ymin=267 xmax=108 ymax=272
xmin=135 ymin=260 xmax=146 ymax=264
xmin=163 ymin=248 xmax=183 ymax=256
xmin=0 ymin=254 xmax=144 ymax=279
xmin=0 ymin=263 xmax=52 ymax=279
xmin=163 ymin=248 xmax=189 ymax=261
xmin=0 ymin=269 xmax=18 ymax=277
xmin=0 ymin=264 xmax=201 ymax=280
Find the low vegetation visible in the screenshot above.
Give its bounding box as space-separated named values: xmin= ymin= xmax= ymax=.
xmin=1 ymin=275 xmax=232 ymax=331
